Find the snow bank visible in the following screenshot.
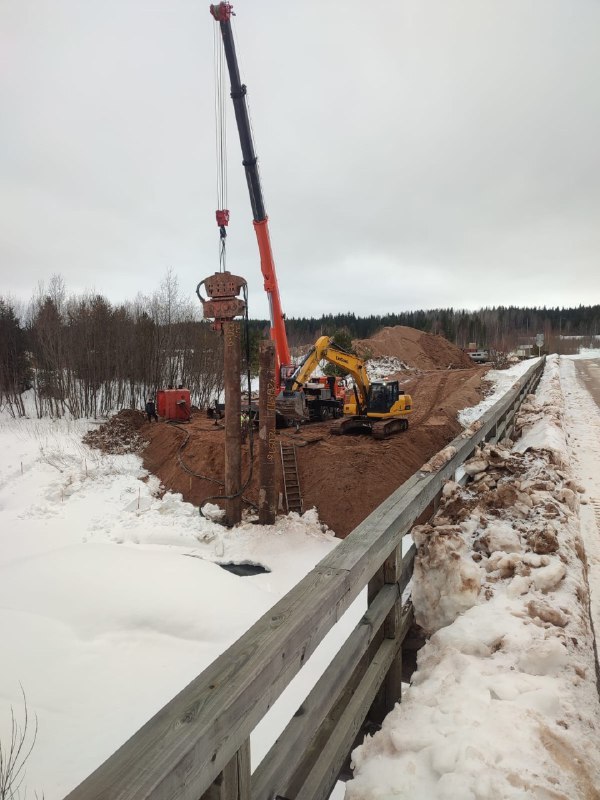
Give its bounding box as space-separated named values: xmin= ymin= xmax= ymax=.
xmin=366 ymin=356 xmax=410 ymax=380
xmin=566 ymin=347 xmax=600 ymax=360
xmin=346 ymin=355 xmax=600 ymax=799
xmin=458 ymin=358 xmax=540 ymax=427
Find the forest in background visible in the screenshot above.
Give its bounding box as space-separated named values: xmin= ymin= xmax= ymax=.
xmin=1 ymin=272 xmax=599 ymax=418
xmin=277 ymin=306 xmax=600 ymax=353
xmin=0 ymin=272 xmax=225 ymax=418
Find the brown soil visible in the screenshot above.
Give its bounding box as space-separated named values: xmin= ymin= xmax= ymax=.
xmin=86 ymin=326 xmax=489 ymax=536
xmin=137 ymin=365 xmax=488 ymax=537
xmin=354 ymin=325 xmax=474 ymax=370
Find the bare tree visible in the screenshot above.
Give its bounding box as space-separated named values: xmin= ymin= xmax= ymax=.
xmin=0 ymin=687 xmax=39 ymax=800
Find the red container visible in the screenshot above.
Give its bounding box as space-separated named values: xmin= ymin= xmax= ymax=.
xmin=156 ymin=389 xmax=191 ymax=421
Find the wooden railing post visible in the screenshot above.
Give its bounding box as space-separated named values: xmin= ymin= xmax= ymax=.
xmin=383 ymin=544 xmax=403 ymax=711
xmin=365 ymin=543 xmax=404 ymax=726
xmin=200 ymin=740 xmax=250 ymax=800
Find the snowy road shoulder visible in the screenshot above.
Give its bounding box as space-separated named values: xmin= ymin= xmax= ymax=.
xmin=346 ymin=355 xmax=600 ymax=799
xmin=560 ymin=354 xmax=600 ymax=675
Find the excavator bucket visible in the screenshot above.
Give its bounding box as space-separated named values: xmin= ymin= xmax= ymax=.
xmin=276 ymin=390 xmax=308 ymax=422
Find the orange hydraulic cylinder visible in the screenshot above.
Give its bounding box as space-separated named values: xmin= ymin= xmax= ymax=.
xmin=253 ymin=218 xmax=291 ymax=388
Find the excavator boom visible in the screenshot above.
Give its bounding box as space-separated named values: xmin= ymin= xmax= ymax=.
xmin=288 ymin=336 xmax=370 ymax=411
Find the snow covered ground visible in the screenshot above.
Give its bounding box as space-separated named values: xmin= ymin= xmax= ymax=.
xmin=345 ymin=354 xmax=600 ymax=799
xmin=2 ymin=353 xmax=600 ymax=799
xmin=458 ymin=357 xmax=541 ymax=427
xmin=0 ymin=414 xmax=362 ymax=797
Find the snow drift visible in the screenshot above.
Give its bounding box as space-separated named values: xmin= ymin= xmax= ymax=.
xmin=346 ymin=356 xmax=600 ymax=799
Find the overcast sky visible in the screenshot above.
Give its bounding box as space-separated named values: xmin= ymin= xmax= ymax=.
xmin=1 ymin=0 xmax=599 ymax=319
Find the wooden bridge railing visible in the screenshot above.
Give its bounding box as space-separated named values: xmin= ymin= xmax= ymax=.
xmin=65 ymin=357 xmax=545 ymax=800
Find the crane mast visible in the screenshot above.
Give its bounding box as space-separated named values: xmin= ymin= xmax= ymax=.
xmin=210 ymin=2 xmax=292 ymax=388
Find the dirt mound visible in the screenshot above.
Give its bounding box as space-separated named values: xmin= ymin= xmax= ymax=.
xmin=354 ymin=326 xmax=473 ymax=370
xmin=83 ymin=409 xmax=149 ymax=454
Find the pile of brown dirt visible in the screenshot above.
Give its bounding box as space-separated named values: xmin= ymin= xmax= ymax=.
xmin=354 ymin=326 xmax=474 ymax=370
xmin=140 ymin=364 xmax=488 ymax=537
xmin=83 ymin=409 xmax=148 ymax=454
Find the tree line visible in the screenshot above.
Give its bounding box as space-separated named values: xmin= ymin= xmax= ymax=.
xmin=271 ymin=306 xmax=600 ymax=351
xmin=0 ymin=273 xmax=225 ymax=419
xmin=2 ymin=275 xmax=599 ymax=419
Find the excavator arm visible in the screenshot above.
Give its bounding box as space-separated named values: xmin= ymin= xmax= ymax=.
xmin=286 ymin=336 xmax=371 ymax=412
xmin=280 ymin=334 xmax=413 ymax=437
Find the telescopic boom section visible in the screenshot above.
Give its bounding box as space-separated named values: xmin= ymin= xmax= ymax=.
xmin=210 ymin=2 xmax=292 ymax=386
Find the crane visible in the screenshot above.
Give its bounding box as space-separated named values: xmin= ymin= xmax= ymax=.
xmin=210 ymin=2 xmax=293 ymax=391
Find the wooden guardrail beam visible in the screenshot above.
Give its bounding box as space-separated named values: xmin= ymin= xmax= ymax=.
xmin=294 ymin=606 xmax=414 ymax=800
xmin=251 ymin=582 xmax=398 ymax=798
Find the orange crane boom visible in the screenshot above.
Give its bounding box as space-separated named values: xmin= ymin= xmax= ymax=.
xmin=210 ymin=2 xmax=292 ymax=389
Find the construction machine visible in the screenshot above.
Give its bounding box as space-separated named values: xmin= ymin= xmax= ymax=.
xmin=279 ymin=336 xmax=413 ymax=438
xmin=210 ymin=3 xmax=348 ymax=426
xmin=210 ymin=2 xmax=294 ymax=392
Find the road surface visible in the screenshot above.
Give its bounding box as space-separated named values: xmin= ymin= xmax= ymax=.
xmin=575 ymin=358 xmax=600 ymax=410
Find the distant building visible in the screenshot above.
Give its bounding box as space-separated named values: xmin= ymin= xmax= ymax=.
xmin=468 ymin=350 xmax=489 ymax=363
xmin=515 ymin=344 xmax=534 ymax=359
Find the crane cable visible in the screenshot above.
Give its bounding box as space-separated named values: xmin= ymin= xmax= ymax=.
xmin=214 ymin=23 xmax=228 ymax=272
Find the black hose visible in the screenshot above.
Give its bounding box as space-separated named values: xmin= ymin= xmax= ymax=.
xmin=169 ymin=422 xmax=258 ymax=512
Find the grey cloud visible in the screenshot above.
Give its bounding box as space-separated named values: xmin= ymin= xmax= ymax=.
xmin=1 ymin=0 xmax=599 ymax=317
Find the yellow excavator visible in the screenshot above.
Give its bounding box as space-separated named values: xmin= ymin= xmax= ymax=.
xmin=277 ymin=336 xmax=413 ymax=439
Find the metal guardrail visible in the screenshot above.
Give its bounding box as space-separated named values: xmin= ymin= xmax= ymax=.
xmin=64 ymin=357 xmax=545 ymax=800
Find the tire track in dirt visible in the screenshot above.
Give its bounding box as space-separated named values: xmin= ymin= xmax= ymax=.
xmin=591 ymin=498 xmax=600 ymax=534
xmin=410 ymin=372 xmax=451 ymax=429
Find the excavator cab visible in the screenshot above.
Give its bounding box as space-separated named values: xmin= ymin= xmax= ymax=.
xmin=367 ymin=381 xmax=401 ymax=414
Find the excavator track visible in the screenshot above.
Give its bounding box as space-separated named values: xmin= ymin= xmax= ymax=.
xmin=372 ymin=417 xmax=409 ymax=439
xmin=330 ymin=416 xmax=374 ymax=436
xmin=330 ymin=415 xmax=409 ymax=438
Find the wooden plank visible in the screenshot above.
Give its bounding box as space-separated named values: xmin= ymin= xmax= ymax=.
xmin=200 ymin=741 xmax=250 ymax=800
xmin=399 ymin=543 xmax=416 ymax=597
xmin=251 ymin=584 xmax=397 ymax=800
xmin=383 ymin=545 xmax=403 ymax=712
xmin=295 ymin=611 xmax=413 ymax=800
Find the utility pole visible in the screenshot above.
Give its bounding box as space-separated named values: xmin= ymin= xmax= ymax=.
xmin=559 ymin=316 xmax=562 ymax=355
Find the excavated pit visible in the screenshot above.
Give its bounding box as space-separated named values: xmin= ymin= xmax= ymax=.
xmin=140 ymin=365 xmax=489 ymax=537
xmin=86 ymin=328 xmax=492 ymax=537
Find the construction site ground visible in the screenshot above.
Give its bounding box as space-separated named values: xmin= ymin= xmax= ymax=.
xmin=141 ymin=365 xmax=489 ymax=537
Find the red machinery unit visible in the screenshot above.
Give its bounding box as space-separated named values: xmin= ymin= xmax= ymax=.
xmin=156 ymin=389 xmax=191 ymax=422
